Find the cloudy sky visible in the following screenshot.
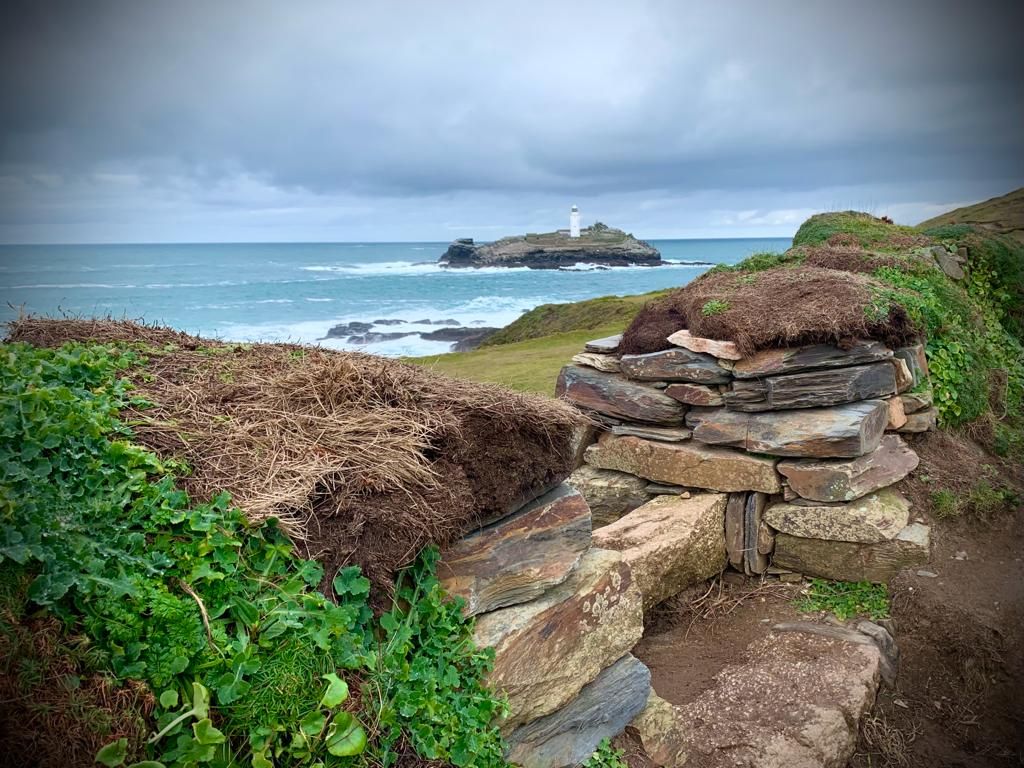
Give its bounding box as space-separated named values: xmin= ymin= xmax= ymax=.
xmin=1 ymin=0 xmax=1022 ymax=243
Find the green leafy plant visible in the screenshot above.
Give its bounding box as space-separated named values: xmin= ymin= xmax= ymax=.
xmin=795 ymin=579 xmax=890 ymax=621
xmin=700 ymin=299 xmax=730 ymax=317
xmin=582 ymin=738 xmax=629 ymax=767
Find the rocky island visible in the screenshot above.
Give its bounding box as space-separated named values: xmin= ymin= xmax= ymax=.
xmin=439 ymin=221 xmax=662 ymax=269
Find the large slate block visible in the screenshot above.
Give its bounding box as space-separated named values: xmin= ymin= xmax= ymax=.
xmin=585 ymin=434 xmax=781 ymax=494
xmin=724 ymin=362 xmax=896 ymax=412
xmin=438 ymin=484 xmax=591 ymax=616
xmin=556 ymin=365 xmax=686 ymax=424
xmin=474 ymin=548 xmax=644 ymax=731
xmin=505 ymin=654 xmax=651 ymax=768
xmin=764 ymin=488 xmax=911 ymax=544
xmin=686 ymin=400 xmax=890 ymax=458
xmin=567 ymin=465 xmax=653 ymax=529
xmin=665 ymin=382 xmax=725 ymax=406
xmin=897 ymin=407 xmax=937 ymax=433
xmin=731 ymin=340 xmax=892 ymax=379
xmin=743 ymin=492 xmax=770 ymax=575
xmin=584 ymin=334 xmax=622 ymax=354
xmin=619 ymin=348 xmax=731 ymax=384
xmin=593 ymin=493 xmax=727 ymax=609
xmin=777 ymin=434 xmax=919 ymax=502
xmin=773 ymin=523 xmax=930 ymax=583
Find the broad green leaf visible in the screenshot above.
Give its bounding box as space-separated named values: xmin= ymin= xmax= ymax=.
xmin=319 ymin=673 xmax=349 ymax=708
xmin=127 ymin=762 xmax=166 ymax=768
xmin=299 ymin=711 xmax=326 ymax=738
xmin=95 ymin=738 xmax=128 ymax=767
xmin=159 ymin=689 xmax=179 ymax=709
xmin=251 ymin=750 xmax=273 ymax=768
xmin=190 ymin=682 xmax=211 ymax=720
xmin=192 ymin=718 xmax=226 ymax=745
xmin=325 ymin=714 xmax=367 ymax=757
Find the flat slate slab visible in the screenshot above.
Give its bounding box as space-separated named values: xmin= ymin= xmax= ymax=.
xmin=474 ymin=547 xmax=644 ymax=731
xmin=897 ymin=407 xmax=938 ymax=433
xmin=571 ymin=352 xmax=621 ymax=373
xmin=730 ymin=340 xmax=892 ymax=379
xmin=556 ymin=365 xmax=686 ymax=424
xmin=764 ymin=488 xmax=911 ymax=544
xmin=593 ymin=493 xmax=727 ymax=609
xmin=585 ymin=434 xmax=782 ymax=494
xmin=610 ymin=424 xmax=692 ymax=442
xmin=666 ymin=329 xmax=743 ymax=361
xmin=664 ymin=382 xmax=725 ymax=406
xmin=724 ymin=362 xmax=896 ymax=412
xmin=777 ymin=434 xmax=919 ymax=502
xmin=584 ymin=334 xmax=622 ymax=354
xmin=505 ymin=654 xmax=651 ymax=768
xmin=900 ymin=389 xmax=933 ymax=414
xmin=773 ymin=523 xmax=930 ymax=583
xmin=619 ymin=348 xmax=731 ymax=384
xmin=567 ymin=465 xmax=653 ymax=529
xmin=686 ymin=400 xmax=890 ymax=458
xmin=438 ymin=484 xmax=591 ymax=616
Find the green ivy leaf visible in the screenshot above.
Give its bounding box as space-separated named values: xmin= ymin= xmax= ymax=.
xmin=319 ymin=673 xmax=349 ymax=708
xmin=325 ymin=713 xmax=367 ymax=757
xmin=95 ymin=738 xmax=128 ymax=767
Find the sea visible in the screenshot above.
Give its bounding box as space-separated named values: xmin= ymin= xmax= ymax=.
xmin=0 ymin=239 xmax=791 ymax=357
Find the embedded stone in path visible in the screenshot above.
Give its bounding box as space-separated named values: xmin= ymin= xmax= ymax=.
xmin=438 ymin=484 xmax=591 ymax=616
xmin=731 ymin=339 xmax=892 ymax=379
xmin=631 ymin=630 xmax=881 ymax=768
xmin=584 ymin=334 xmax=622 ymax=354
xmin=764 ymin=488 xmax=911 ymax=544
xmin=687 ymin=400 xmax=889 ymax=458
xmin=619 ymin=348 xmax=731 ymax=384
xmin=666 ymin=329 xmax=743 ymax=361
xmin=777 ymin=434 xmax=919 ymax=502
xmin=724 ymin=362 xmax=896 ymax=412
xmin=773 ymin=523 xmax=930 ymax=582
xmin=474 ymin=547 xmax=644 ymax=731
xmin=585 ymin=434 xmax=782 ymax=494
xmin=664 ymin=382 xmax=725 ymax=406
xmin=505 ymin=654 xmax=651 ymax=768
xmin=897 ymin=407 xmax=938 ymax=433
xmin=556 ymin=365 xmax=686 ymax=424
xmin=610 ymin=424 xmax=692 ymax=441
xmin=567 ymin=465 xmax=653 ymax=529
xmin=593 ymin=493 xmax=727 ymax=609
xmin=571 ymin=351 xmax=621 ymax=373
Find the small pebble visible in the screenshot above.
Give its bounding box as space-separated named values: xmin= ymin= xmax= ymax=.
xmin=916 ymin=569 xmax=938 ymax=578
xmin=894 ymin=698 xmax=909 ymax=709
xmin=953 ymin=550 xmax=968 ymax=560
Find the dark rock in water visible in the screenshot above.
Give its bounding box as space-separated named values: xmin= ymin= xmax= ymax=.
xmin=346 ymin=332 xmax=416 ymax=344
xmin=453 ymin=330 xmax=499 ymax=352
xmin=373 ymin=318 xmax=408 ymax=326
xmin=421 ymin=327 xmax=494 ymax=343
xmin=505 ymin=654 xmax=651 ymax=768
xmin=439 ymin=224 xmax=662 ymax=269
xmin=413 ymin=318 xmax=461 ymax=325
xmin=324 ymin=321 xmax=373 ymax=338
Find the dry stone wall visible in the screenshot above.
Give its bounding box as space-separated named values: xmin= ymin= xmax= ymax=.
xmin=561 ymin=331 xmax=936 ymax=584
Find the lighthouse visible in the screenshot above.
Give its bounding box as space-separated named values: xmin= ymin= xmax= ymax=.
xmin=569 ymin=205 xmax=581 ymax=238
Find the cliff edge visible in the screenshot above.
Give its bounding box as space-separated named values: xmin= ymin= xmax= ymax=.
xmin=439 ymin=222 xmax=662 ymax=269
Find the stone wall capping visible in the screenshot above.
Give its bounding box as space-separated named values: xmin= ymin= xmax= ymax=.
xmin=731 ymin=340 xmax=892 ymax=379
xmin=666 ymin=329 xmax=744 ymax=361
xmin=620 ymin=347 xmax=731 ymax=383
xmin=571 ymin=352 xmax=621 ymax=373
xmin=584 ymin=334 xmax=622 ymax=354
xmin=723 ymin=362 xmax=897 ymax=412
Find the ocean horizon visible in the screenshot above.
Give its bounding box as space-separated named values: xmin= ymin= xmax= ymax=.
xmin=0 ymin=237 xmax=791 ymax=357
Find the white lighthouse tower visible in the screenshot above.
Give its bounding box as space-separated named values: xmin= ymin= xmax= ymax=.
xmin=569 ymin=204 xmax=581 ymax=238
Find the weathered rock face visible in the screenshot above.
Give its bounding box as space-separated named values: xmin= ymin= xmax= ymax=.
xmin=731 ymin=340 xmax=892 ymax=379
xmin=744 ymin=492 xmax=770 ymax=574
xmin=776 ymin=435 xmax=920 ymax=502
xmin=666 ymin=329 xmax=743 ymax=361
xmin=687 ymin=400 xmax=890 ymax=458
xmin=593 ymin=493 xmax=727 ymax=609
xmin=438 ymin=485 xmax=591 ymax=616
xmin=619 ymin=348 xmax=731 ymax=384
xmin=885 ymin=395 xmax=908 ymax=430
xmin=474 ymin=547 xmax=644 ymax=731
xmin=585 ymin=434 xmax=782 ymax=494
xmin=773 ymin=523 xmax=930 ymax=583
xmin=898 ymin=407 xmax=938 ymax=433
xmin=439 ymin=226 xmax=662 ymax=269
xmin=724 ymin=363 xmax=896 ymax=412
xmin=610 ymin=424 xmax=693 ymax=442
xmin=891 ymin=357 xmax=914 ymax=393
xmin=571 ymin=352 xmax=621 ymax=373
xmin=764 ymin=488 xmax=911 ymax=544
xmin=931 ymin=245 xmax=966 ymax=280
xmin=556 ymin=365 xmax=686 ymax=424
xmin=725 ymin=494 xmax=746 ymax=571
xmin=900 ymin=389 xmax=933 ymax=414
xmin=630 ymin=631 xmax=881 ymax=768
xmin=566 ymin=465 xmax=653 ymax=528
xmin=505 ymin=654 xmax=651 ymax=768
xmin=664 ymin=382 xmax=725 ymax=406
xmin=894 ymin=345 xmax=929 ymax=387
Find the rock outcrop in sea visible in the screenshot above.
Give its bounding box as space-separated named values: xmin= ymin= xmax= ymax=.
xmin=439 ymin=222 xmax=662 ymax=269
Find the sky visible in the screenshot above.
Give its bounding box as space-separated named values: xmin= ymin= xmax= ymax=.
xmin=1 ymin=0 xmax=1022 ymax=243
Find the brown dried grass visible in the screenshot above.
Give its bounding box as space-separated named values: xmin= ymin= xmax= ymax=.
xmin=5 ymin=319 xmax=584 ymax=593
xmin=619 ymin=266 xmax=919 ymax=356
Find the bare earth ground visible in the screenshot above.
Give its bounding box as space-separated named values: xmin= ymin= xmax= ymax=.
xmin=626 ymin=430 xmax=1023 ymax=767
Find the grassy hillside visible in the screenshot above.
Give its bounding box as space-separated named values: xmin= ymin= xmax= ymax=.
xmin=918 ymin=187 xmax=1024 ymax=242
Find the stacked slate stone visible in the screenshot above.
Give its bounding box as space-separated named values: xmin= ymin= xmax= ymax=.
xmin=560 ymin=330 xmax=938 ymax=584
xmin=436 ymin=485 xmax=651 ymax=768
